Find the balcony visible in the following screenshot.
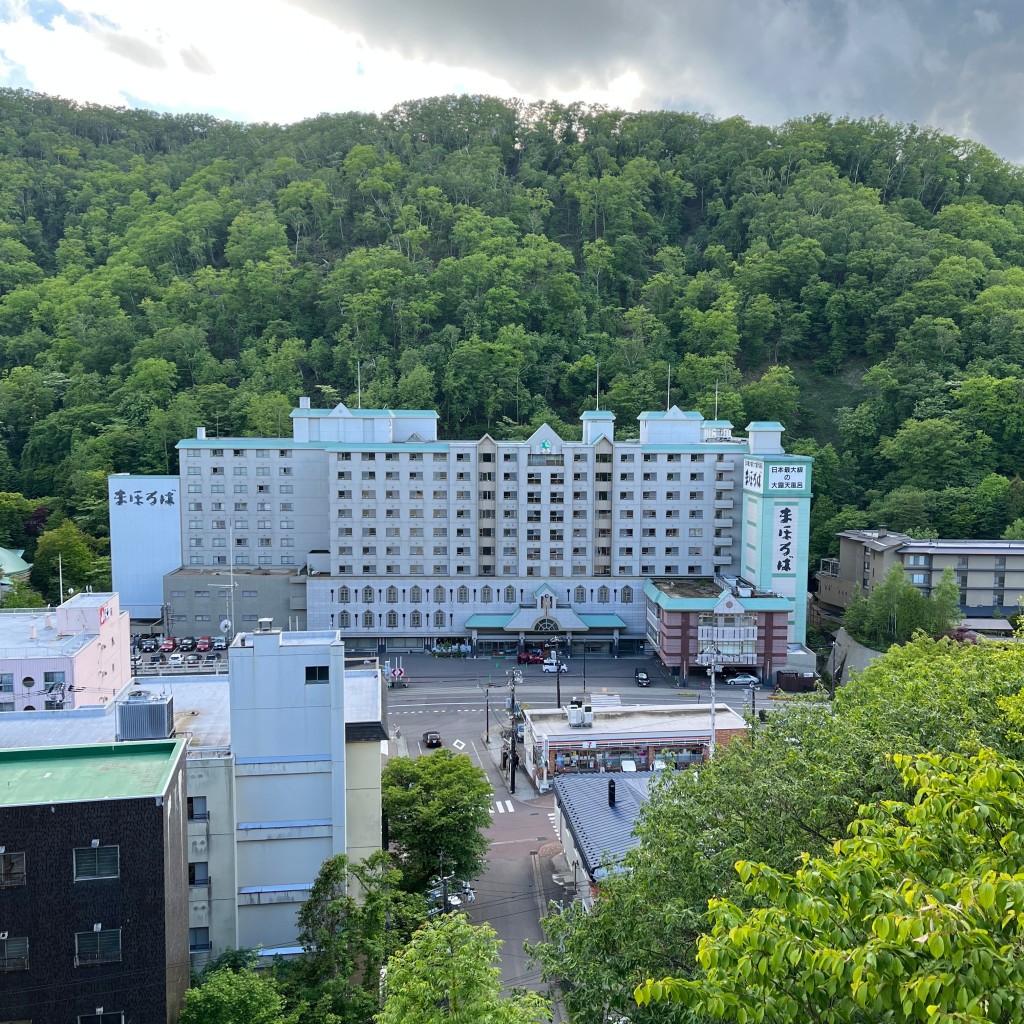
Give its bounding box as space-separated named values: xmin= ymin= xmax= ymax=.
xmin=714 ymin=499 xmax=734 ymax=511
xmin=819 ymin=558 xmax=839 ymax=577
xmin=698 ymin=626 xmax=758 ymax=643
xmin=714 ymin=478 xmax=734 ymax=490
xmin=713 ymin=516 xmax=733 ymax=529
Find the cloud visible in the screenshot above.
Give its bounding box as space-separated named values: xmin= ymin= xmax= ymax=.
xmin=0 ymin=0 xmax=1022 ymax=162
xmin=179 ymin=44 xmax=214 ymax=76
xmin=100 ymin=30 xmax=165 ymax=68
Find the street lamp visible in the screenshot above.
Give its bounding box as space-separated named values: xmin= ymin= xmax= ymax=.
xmin=702 ymin=643 xmax=722 ymax=760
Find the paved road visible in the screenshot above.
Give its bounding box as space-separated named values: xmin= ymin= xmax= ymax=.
xmin=386 ymin=652 xmax=770 ymax=1016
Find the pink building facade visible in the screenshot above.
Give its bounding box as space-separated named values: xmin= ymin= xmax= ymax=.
xmin=0 ymin=593 xmax=132 ymax=712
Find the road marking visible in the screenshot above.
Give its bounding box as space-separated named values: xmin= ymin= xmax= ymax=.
xmin=489 ymin=800 xmax=516 ymax=815
xmin=452 ymin=739 xmax=466 ymax=751
xmin=504 ymin=800 xmax=515 ymax=813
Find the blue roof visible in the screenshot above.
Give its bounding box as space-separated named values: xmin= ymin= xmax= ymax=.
xmin=290 ymin=408 xmax=438 ymax=418
xmin=464 ymin=614 xmax=513 ymax=628
xmin=554 ymin=774 xmax=656 ymax=878
xmin=579 ymin=613 xmax=627 ymax=629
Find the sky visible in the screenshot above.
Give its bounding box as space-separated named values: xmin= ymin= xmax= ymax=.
xmin=2 ymin=0 xmax=1023 ymax=163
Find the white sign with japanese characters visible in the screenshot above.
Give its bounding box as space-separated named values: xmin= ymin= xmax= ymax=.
xmin=109 ymin=474 xmax=182 ymax=619
xmin=742 ymin=458 xmax=763 ymax=493
xmin=772 ymin=504 xmax=799 ymax=574
xmin=767 ymin=463 xmax=807 ymax=492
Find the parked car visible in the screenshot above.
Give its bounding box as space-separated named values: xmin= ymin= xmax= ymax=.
xmin=167 ymin=653 xmax=184 ymax=667
xmin=517 ymin=650 xmax=544 ymax=664
xmin=422 ymin=730 xmax=442 ymax=748
xmin=149 ymin=653 xmax=165 ymax=665
xmin=178 ymin=636 xmax=197 ymax=652
xmin=185 ymin=653 xmax=202 ymax=665
xmin=212 ymin=636 xmax=228 ymax=651
xmin=724 ymin=672 xmax=760 ymax=687
xmin=205 ymin=652 xmax=222 ymax=664
xmin=195 ymin=636 xmax=212 ymax=652
xmin=140 ymin=638 xmax=158 ymax=653
xmin=159 ymin=637 xmax=176 ymax=653
xmin=542 ymin=661 xmax=568 ymax=673
xmin=635 ymin=668 xmax=650 ymax=686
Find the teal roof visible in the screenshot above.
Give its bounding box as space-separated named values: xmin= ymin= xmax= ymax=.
xmin=638 ymin=409 xmax=704 ymax=420
xmin=177 ymin=437 xmax=296 ymax=449
xmin=0 ymin=547 xmax=31 ymax=577
xmin=581 ymin=410 xmax=615 ymax=419
xmin=703 ymin=420 xmax=734 ymax=427
xmin=321 ymin=443 xmax=449 ymax=452
xmin=746 ymin=421 xmax=785 ymax=429
xmin=579 ymin=613 xmax=627 ymax=629
xmin=464 ymin=614 xmax=513 ymax=628
xmin=641 ymin=444 xmax=750 ymax=453
xmin=0 ymin=740 xmax=186 ymax=807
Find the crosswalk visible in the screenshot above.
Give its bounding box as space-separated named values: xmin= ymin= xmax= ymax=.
xmin=489 ymin=799 xmax=516 ymax=814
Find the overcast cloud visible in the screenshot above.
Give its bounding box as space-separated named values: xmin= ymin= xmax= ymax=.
xmin=2 ymin=0 xmax=1023 ymax=162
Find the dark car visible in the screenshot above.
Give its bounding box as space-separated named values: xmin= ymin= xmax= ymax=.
xmin=185 ymin=652 xmax=202 ymax=665
xmin=635 ymin=668 xmax=651 ymax=686
xmin=422 ymin=731 xmax=442 ymax=749
xmin=178 ymin=636 xmax=197 ymax=652
xmin=140 ymin=638 xmax=158 ymax=653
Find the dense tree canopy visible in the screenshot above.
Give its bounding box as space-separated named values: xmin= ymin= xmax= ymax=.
xmin=636 ymin=748 xmax=1024 ymax=1023
xmin=5 ymin=90 xmax=1024 ymax=589
xmin=530 ymin=635 xmax=1024 ymax=1022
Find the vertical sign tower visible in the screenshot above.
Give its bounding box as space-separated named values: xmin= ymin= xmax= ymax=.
xmin=740 ymin=432 xmax=813 ymax=645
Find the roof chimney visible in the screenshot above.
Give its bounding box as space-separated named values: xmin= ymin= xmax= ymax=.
xmin=299 ymin=396 xmax=311 ymax=409
xmin=878 ymin=525 xmax=887 ymax=537
xmin=197 ymin=427 xmax=206 ymax=440
xmin=29 ymin=625 xmax=37 ymax=640
xmin=608 ymin=779 xmax=616 ymax=807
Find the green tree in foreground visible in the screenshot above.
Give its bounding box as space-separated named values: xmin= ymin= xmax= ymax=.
xmin=377 ymin=914 xmax=550 ymax=1024
xmin=179 ymin=966 xmax=296 ymax=1024
xmin=287 ymin=851 xmax=424 ymax=1024
xmin=636 ymin=748 xmax=1024 ymax=1023
xmin=381 ymin=748 xmax=492 ymax=890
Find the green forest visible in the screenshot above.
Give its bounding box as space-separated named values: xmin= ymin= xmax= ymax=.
xmin=3 ymin=88 xmax=1024 ymax=596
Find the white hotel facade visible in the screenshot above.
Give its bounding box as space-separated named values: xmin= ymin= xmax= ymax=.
xmin=111 ymin=400 xmax=813 ymax=657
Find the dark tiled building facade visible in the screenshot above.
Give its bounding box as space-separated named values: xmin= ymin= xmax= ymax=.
xmin=0 ymin=741 xmax=189 ymax=1024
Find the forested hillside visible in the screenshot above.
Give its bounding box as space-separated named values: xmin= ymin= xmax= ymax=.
xmin=3 ymin=88 xmax=1024 ymax=596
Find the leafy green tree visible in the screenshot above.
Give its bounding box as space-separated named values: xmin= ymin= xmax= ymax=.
xmin=287 ymin=852 xmax=424 ymax=1024
xmin=179 ymin=967 xmax=296 ymax=1024
xmin=844 ymin=564 xmax=960 ymax=648
xmin=30 ymin=519 xmax=95 ymax=602
xmin=1 ymin=578 xmax=46 ymax=608
xmin=381 ymin=749 xmax=492 ymax=891
xmin=378 ymin=915 xmax=550 ymax=1024
xmin=636 ymin=748 xmax=1024 ymax=1023
xmin=533 ymin=635 xmax=1024 ymax=1020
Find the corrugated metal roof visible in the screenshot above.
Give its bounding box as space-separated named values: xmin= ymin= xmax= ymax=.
xmin=555 ymin=773 xmax=656 ymax=877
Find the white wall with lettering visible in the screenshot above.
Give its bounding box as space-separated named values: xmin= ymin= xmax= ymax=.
xmin=108 ymin=474 xmax=182 ymax=620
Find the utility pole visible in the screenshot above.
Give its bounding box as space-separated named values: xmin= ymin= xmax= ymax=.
xmin=508 ymin=668 xmax=521 ymax=794
xmin=484 ymin=686 xmax=490 ymax=743
xmin=703 ymin=643 xmax=721 ymax=761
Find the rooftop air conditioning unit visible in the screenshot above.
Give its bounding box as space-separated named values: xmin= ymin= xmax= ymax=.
xmin=116 ymin=691 xmax=174 ymax=741
xmin=566 ymin=705 xmax=584 ymax=728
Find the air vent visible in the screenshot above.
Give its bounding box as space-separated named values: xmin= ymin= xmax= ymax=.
xmin=116 ymin=691 xmax=174 ymax=741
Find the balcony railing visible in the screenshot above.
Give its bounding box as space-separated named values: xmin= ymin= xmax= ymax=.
xmin=0 ymin=956 xmax=28 ymax=971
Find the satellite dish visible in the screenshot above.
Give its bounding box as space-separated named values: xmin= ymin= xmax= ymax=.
xmin=220 ymin=619 xmax=232 ymax=633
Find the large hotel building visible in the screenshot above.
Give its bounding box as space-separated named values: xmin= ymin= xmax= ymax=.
xmin=110 ymin=401 xmax=813 ymax=674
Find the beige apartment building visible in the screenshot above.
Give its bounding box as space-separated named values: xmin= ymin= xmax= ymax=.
xmin=817 ymin=528 xmax=1024 ymax=619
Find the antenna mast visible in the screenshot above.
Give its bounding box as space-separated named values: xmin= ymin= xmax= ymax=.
xmin=357 ymin=362 xmax=362 ymax=409
xmin=714 ymin=378 xmax=720 ymax=420
xmin=595 ymin=362 xmax=600 ymax=411
xmin=667 ymin=364 xmax=671 ymax=411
